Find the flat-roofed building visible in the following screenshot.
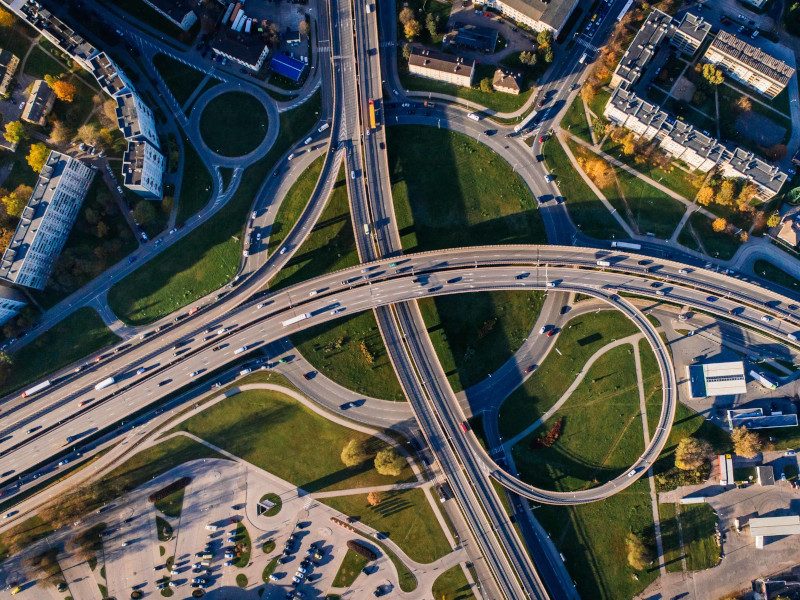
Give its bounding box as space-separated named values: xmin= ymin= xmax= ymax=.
xmin=727 ymin=407 xmax=799 ymax=429
xmin=703 ymin=31 xmax=795 ymax=98
xmin=0 ymin=49 xmax=19 ymax=98
xmin=122 ymin=140 xmax=164 ymax=199
xmin=443 ymin=24 xmax=499 ymax=54
xmin=19 ymin=2 xmax=97 ymax=70
xmin=116 ymin=92 xmax=160 ymax=149
xmin=749 ymin=515 xmax=800 ymax=549
xmin=89 ymin=52 xmax=134 ymax=98
xmin=211 ymin=29 xmax=269 ymax=72
xmin=671 ymin=13 xmax=710 ymax=56
xmin=408 ymin=47 xmax=474 ymax=88
xmin=270 ymin=53 xmax=306 ymax=83
xmin=604 ymin=87 xmax=670 ymax=141
xmin=483 ymin=0 xmax=579 ymax=35
xmin=722 ymin=147 xmax=789 ymax=201
xmin=687 ymin=361 xmax=747 ymax=398
xmin=0 ymin=151 xmax=94 ymax=290
xmin=0 ymin=283 xmax=27 ymax=326
xmin=21 ymin=79 xmax=55 ymax=126
xmin=756 ymin=465 xmax=775 ymax=486
xmin=140 ymin=0 xmax=197 ymax=31
xmin=610 ymin=9 xmax=672 ymax=89
xmin=492 ymin=68 xmax=521 ymax=95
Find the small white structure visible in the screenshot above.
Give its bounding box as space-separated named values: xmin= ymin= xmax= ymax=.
xmin=749 ymin=515 xmax=800 ymax=549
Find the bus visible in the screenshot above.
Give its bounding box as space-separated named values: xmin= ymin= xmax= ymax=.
xmin=368 ymin=99 xmax=376 ymax=129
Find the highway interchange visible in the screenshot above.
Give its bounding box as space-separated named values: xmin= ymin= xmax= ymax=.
xmin=3 ymin=0 xmax=800 ymax=598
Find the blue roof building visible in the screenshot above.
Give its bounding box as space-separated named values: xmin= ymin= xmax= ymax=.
xmin=270 ymin=53 xmax=306 ymax=82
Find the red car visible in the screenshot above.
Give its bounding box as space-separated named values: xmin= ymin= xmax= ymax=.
xmin=539 ymin=135 xmax=546 ymax=143
xmin=546 ymin=329 xmax=556 ymax=337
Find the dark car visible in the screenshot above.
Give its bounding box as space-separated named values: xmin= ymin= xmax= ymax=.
xmin=303 ymin=371 xmax=317 ymax=380
xmin=536 ymin=154 xmax=544 ymax=162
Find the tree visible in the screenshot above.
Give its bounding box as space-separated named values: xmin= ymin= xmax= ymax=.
xmin=711 ymin=217 xmax=727 ymax=233
xmin=26 ymin=143 xmax=49 ymax=173
xmin=701 ymin=63 xmax=724 ymax=86
xmin=579 ymin=156 xmax=615 ymax=189
xmin=625 ymin=533 xmax=651 ymax=570
xmin=2 ymin=185 xmax=32 ymax=217
xmin=767 ymin=213 xmax=781 ymax=228
xmin=403 ymin=18 xmax=421 ymax=40
xmin=621 ymin=132 xmax=637 ymax=156
xmin=519 ymin=51 xmax=537 ymax=66
xmin=536 ymin=29 xmax=553 ymax=49
xmin=3 ymin=121 xmax=26 ymax=145
xmin=0 ymin=351 xmax=12 ymax=387
xmin=298 ymin=19 xmax=310 ymax=37
xmin=737 ymin=183 xmax=758 ymax=207
xmin=133 ymin=200 xmax=156 ymax=226
xmin=76 ymin=123 xmax=99 ymax=146
xmin=341 ymin=439 xmax=369 ymax=467
xmin=696 ymin=186 xmax=714 ymax=206
xmin=735 ymin=95 xmax=752 ymax=112
xmin=102 ymin=99 xmax=118 ymax=126
xmin=50 ymin=79 xmax=77 ymax=103
xmin=542 ymin=47 xmax=554 ymax=64
xmin=425 ymin=12 xmax=438 ymax=38
xmin=0 ymin=7 xmax=14 ymax=28
xmin=399 ymin=7 xmax=415 ymax=24
xmin=374 ymin=448 xmax=404 ymax=476
xmin=731 ymin=426 xmax=762 ymax=458
xmin=479 ymin=77 xmax=493 ymax=93
xmin=402 ymin=43 xmax=411 ymax=61
xmin=48 ymin=120 xmax=72 ymax=145
xmin=96 ymin=221 xmax=109 ymax=239
xmin=367 ymin=491 xmax=384 ymax=507
xmin=717 ymin=179 xmax=737 ymax=205
xmin=674 ymin=436 xmax=712 ymax=471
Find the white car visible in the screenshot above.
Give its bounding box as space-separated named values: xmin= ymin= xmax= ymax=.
xmin=761 ymin=315 xmax=773 ymax=322
xmin=279 ymin=247 xmax=288 ymax=255
xmin=190 ymin=371 xmax=200 ymax=377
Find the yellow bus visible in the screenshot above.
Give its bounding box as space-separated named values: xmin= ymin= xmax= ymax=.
xmin=368 ymin=99 xmax=376 ymax=129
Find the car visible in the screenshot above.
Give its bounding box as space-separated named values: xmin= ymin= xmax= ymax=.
xmin=761 ymin=315 xmax=773 ymax=322
xmin=785 ymin=450 xmax=797 ymax=457
xmin=525 ymin=365 xmax=536 ymax=374
xmin=538 ymin=325 xmax=548 ymax=334
xmin=190 ymin=370 xmax=200 ymax=377
xmin=539 ymin=135 xmax=546 ymax=143
xmin=136 ymin=367 xmax=146 ymax=375
xmin=280 ymin=246 xmax=288 ymax=255
xmin=483 ymin=129 xmax=496 ymax=136
xmin=140 ymin=231 xmax=148 ymax=241
xmin=544 ymin=173 xmax=554 ymax=182
xmin=536 ymin=154 xmax=544 ymax=162
xmin=340 ymin=401 xmax=354 ymax=410
xmin=297 ymin=566 xmax=309 ymax=574
xmin=303 ymin=371 xmax=316 ymax=380
xmin=546 ymin=329 xmax=556 ymax=337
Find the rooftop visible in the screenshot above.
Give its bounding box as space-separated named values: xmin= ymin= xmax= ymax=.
xmin=89 ymin=52 xmax=130 ymax=97
xmin=21 ymin=79 xmax=54 ymax=125
xmin=749 ymin=515 xmax=800 ymax=537
xmin=270 ymin=53 xmax=305 ymax=82
xmin=443 ymin=24 xmax=498 ymax=53
xmin=710 ymin=30 xmax=795 ymax=86
xmin=0 ymin=49 xmax=18 ymax=74
xmin=212 ymin=29 xmax=269 ymax=68
xmin=408 ymin=47 xmax=475 ymax=77
xmin=613 ymin=9 xmax=672 ymax=87
xmin=688 ymin=361 xmax=747 ymax=398
xmin=20 ymin=2 xmax=96 ymax=64
xmin=492 ymin=68 xmax=521 ymax=92
xmin=675 ymin=12 xmax=711 ymax=43
xmin=496 ymin=0 xmax=578 ymax=31
xmin=142 ymin=0 xmax=195 ymax=22
xmin=727 ymin=407 xmax=799 ymax=429
xmin=727 ymin=146 xmax=789 ymax=195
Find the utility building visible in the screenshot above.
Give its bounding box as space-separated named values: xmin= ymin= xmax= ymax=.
xmin=687 ymin=361 xmax=747 ymax=398
xmin=749 ymin=515 xmax=800 ymax=549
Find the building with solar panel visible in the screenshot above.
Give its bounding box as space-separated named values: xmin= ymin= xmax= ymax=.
xmin=687 ymin=361 xmax=747 ymax=398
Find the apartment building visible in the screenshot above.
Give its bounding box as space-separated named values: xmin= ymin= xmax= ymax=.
xmin=116 ymin=92 xmax=160 ymax=149
xmin=408 ymin=47 xmax=475 ymax=88
xmin=703 ymin=30 xmax=795 ymax=98
xmin=0 ymin=49 xmax=19 ymax=98
xmin=604 ymin=87 xmax=788 ymax=199
xmin=0 ymin=284 xmax=27 ymax=326
xmin=670 ymin=12 xmax=711 ymax=56
xmin=122 ymin=140 xmax=164 ymax=199
xmin=89 ymin=52 xmax=134 ymax=98
xmin=21 ymin=79 xmax=55 ymax=126
xmin=0 ymin=151 xmax=95 ymax=290
xmin=610 ymin=9 xmax=672 ymax=89
xmin=482 ymin=0 xmax=579 ymax=35
xmin=140 ymin=0 xmax=197 ymax=31
xmin=19 ymin=1 xmax=96 ymax=70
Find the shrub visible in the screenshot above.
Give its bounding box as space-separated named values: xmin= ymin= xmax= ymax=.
xmin=346 ymin=539 xmax=377 ymax=561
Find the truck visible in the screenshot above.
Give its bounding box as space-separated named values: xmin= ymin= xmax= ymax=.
xmin=188 ymin=306 xmax=201 ymax=316
xmin=21 ymin=380 xmax=52 ymax=398
xmin=596 ymin=259 xmax=611 ymax=267
xmin=282 ymin=313 xmax=310 ymax=327
xmin=611 ymin=241 xmax=642 ymax=250
xmin=94 ymin=376 xmax=116 ymax=391
xmin=234 ymin=345 xmax=250 ymax=355
xmin=363 ymin=223 xmax=370 ymax=236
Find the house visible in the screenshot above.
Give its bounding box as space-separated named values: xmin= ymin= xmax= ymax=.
xmin=408 ymin=47 xmax=474 ymax=88
xmin=492 ymin=69 xmax=521 ymax=95
xmin=21 ymin=80 xmax=55 ymax=126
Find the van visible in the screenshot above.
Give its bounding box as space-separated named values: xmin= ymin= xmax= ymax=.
xmin=546 ymin=281 xmax=556 ymax=288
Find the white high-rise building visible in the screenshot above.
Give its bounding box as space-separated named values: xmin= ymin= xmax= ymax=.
xmin=122 ymin=140 xmax=165 ymax=199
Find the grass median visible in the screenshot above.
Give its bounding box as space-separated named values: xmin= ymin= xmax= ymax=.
xmin=153 ymin=54 xmax=208 ymax=106
xmin=432 ymin=565 xmax=475 ymax=600
xmin=498 ymin=310 xmax=639 ymax=439
xmin=753 ymin=259 xmax=800 ymax=293
xmin=108 ymin=91 xmax=321 ymax=325
xmin=0 ymin=308 xmax=120 ymax=397
xmin=332 ymin=549 xmax=369 ymax=588
xmin=320 ymin=488 xmax=451 ymax=563
xmin=200 ymin=92 xmax=269 ymax=157
xmin=175 ymin=135 xmax=213 ymax=226
xmin=172 ymin=388 xmax=413 ymax=492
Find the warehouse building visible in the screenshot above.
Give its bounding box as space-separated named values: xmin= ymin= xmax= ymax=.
xmin=687 ymin=361 xmax=747 ymax=398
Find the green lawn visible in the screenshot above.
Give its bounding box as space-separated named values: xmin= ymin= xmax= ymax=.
xmin=332 ymin=549 xmax=369 ymax=588
xmin=232 ymin=522 xmax=251 ymax=568
xmin=389 ymin=126 xmax=546 ymax=251
xmin=418 ymin=291 xmax=546 ymax=393
xmin=678 ymin=212 xmax=741 ymax=260
xmin=267 ymin=166 xmax=357 ymax=290
xmin=108 ymin=92 xmax=321 ymax=325
xmin=561 ymin=95 xmax=592 ymax=143
xmin=320 ymin=488 xmax=451 ymax=563
xmin=586 ymin=88 xmax=611 ymax=119
xmin=199 ymin=92 xmax=269 ymax=157
xmin=104 ymin=0 xmax=195 ymax=41
xmin=0 ymin=18 xmax=35 ymax=58
xmin=431 ymin=565 xmax=475 ymax=600
xmin=567 ymin=139 xmax=686 ymax=239
xmin=292 ymin=311 xmax=406 ymax=401
xmin=499 ymin=311 xmax=639 ymax=439
xmin=0 ymin=308 xmax=119 ymax=396
xmin=175 ymin=135 xmax=213 ymax=226
xmin=537 ymin=479 xmax=657 ymax=600
xmin=35 ymin=178 xmax=137 ymax=308
xmin=753 ymin=259 xmax=800 ymax=293
xmin=153 ymin=54 xmax=208 ymax=106
xmin=22 ymin=44 xmax=64 ymax=79
xmin=512 ymin=345 xmax=644 ymax=491
xmin=156 ymin=516 xmax=173 ymax=542
xmin=172 ymin=388 xmax=413 ymax=492
xmin=659 ymin=503 xmax=720 ymax=572
xmin=154 ymin=488 xmax=185 ymax=519
xmin=542 ymin=137 xmax=626 ymax=240
xmin=267 ymin=154 xmax=325 ymax=258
